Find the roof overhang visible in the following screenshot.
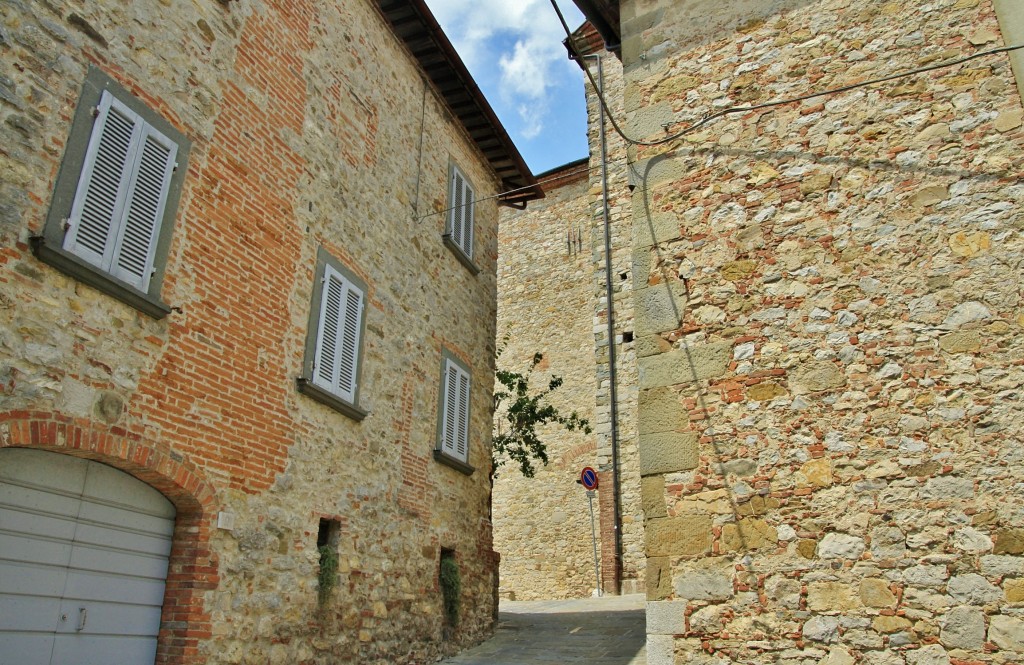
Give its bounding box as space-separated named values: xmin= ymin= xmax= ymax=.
xmin=570 ymin=0 xmax=621 ymax=54
xmin=376 ymin=0 xmax=543 ymax=206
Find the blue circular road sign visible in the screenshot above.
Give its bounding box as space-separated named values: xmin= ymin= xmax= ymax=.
xmin=580 ymin=466 xmax=599 ymax=490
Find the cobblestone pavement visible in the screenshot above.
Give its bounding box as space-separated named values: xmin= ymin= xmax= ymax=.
xmin=442 ymin=594 xmax=646 ymax=665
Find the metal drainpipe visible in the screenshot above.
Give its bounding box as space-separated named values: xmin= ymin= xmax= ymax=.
xmin=583 ymin=53 xmax=622 ymax=594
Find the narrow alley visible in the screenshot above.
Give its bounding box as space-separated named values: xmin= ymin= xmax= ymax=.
xmin=441 ymin=595 xmax=646 ymax=665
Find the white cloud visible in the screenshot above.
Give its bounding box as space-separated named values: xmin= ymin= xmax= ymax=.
xmin=425 ymin=0 xmax=584 ymax=140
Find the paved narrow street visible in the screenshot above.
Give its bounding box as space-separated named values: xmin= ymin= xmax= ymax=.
xmin=442 ymin=594 xmax=646 ymax=665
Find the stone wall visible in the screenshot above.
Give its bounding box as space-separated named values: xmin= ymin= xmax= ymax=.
xmin=580 ymin=45 xmax=647 ymax=596
xmin=0 ymin=1 xmax=507 ymax=663
xmin=612 ymin=0 xmax=1024 ymax=663
xmin=493 ymin=163 xmax=603 ymax=600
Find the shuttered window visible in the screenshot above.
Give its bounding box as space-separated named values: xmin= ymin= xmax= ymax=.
xmin=439 ymin=357 xmax=471 ymax=463
xmin=446 ymin=164 xmax=474 ymax=260
xmin=35 ymin=67 xmax=190 ymax=319
xmin=298 ymin=249 xmax=369 ymax=420
xmin=62 ymin=90 xmax=178 ymax=293
xmin=312 ymin=264 xmax=364 ymax=403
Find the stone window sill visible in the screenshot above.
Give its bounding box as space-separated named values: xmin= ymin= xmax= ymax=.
xmin=31 ymin=237 xmax=172 ymax=319
xmin=442 ymin=235 xmax=480 ymax=275
xmin=296 ymin=378 xmax=368 ymax=421
xmin=433 ymin=449 xmax=475 ymax=476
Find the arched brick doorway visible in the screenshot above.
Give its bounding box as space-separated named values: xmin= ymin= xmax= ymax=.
xmin=0 ymin=411 xmax=218 ymax=665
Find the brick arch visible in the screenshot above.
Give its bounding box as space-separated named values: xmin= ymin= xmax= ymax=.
xmin=0 ymin=411 xmax=218 ymax=665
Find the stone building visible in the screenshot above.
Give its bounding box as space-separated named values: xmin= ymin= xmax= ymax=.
xmin=0 ymin=1 xmax=539 ymax=664
xmin=566 ymin=0 xmax=1024 ymax=663
xmin=493 ymin=29 xmax=647 ymax=600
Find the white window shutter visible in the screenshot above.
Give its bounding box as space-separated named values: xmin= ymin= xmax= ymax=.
xmin=450 ymin=168 xmax=464 ymax=250
xmin=336 ymin=280 xmax=363 ymax=400
xmin=63 ymin=91 xmax=142 ymax=270
xmin=110 ymin=123 xmax=178 ymax=290
xmin=313 ymin=265 xmax=362 ymax=403
xmin=462 ymin=178 xmax=474 ymax=258
xmin=456 ymin=369 xmax=470 ymax=460
xmin=441 ymin=361 xmax=459 ymax=458
xmin=314 ymin=268 xmax=344 ymax=394
xmin=440 ymin=359 xmax=470 ymax=462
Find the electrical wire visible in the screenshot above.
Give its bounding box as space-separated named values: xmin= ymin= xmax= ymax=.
xmin=417 ymin=6 xmax=1024 ymax=220
xmin=551 ymin=0 xmax=1024 ymax=147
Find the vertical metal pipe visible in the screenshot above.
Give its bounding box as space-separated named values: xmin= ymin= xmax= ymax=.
xmin=584 ymin=53 xmax=622 ymax=594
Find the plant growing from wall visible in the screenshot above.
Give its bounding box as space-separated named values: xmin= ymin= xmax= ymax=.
xmin=317 ymin=543 xmax=339 ymax=605
xmin=439 ymin=550 xmax=461 ymax=629
xmin=493 ymin=344 xmax=592 ymax=478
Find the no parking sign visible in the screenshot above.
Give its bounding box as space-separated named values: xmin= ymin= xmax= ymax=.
xmin=580 ymin=466 xmax=599 ymax=490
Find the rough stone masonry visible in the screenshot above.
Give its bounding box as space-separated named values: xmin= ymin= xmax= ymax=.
xmin=0 ymin=0 xmax=526 ymax=663
xmin=580 ymin=0 xmax=1024 ymax=663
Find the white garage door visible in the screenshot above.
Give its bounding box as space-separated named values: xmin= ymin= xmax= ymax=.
xmin=0 ymin=449 xmax=176 ymax=665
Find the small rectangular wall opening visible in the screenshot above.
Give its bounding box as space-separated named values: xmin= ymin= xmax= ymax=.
xmin=439 ymin=548 xmax=460 ymax=631
xmin=317 ymin=518 xmax=341 ymax=603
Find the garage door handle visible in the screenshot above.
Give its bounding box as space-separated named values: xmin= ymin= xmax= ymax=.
xmin=76 ymin=608 xmax=87 ymax=632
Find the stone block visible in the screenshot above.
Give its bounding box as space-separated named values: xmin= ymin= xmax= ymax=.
xmin=798 ymin=457 xmax=833 ymax=487
xmin=637 ymin=343 xmax=732 ymax=389
xmin=860 ymin=578 xmax=897 ymax=608
xmin=645 ymin=515 xmax=712 ymax=556
xmin=989 ymin=615 xmax=1024 ymax=651
xmin=941 ymin=606 xmax=986 ymax=650
xmin=721 ymin=518 xmax=777 ymax=552
xmin=948 ymin=573 xmax=1001 ymax=604
xmin=645 ymin=634 xmax=674 ymax=665
xmin=646 ymin=557 xmax=672 ymax=600
xmin=807 ymin=582 xmax=862 ymax=612
xmin=636 ymin=334 xmax=672 ymax=358
xmin=819 ymin=646 xmax=855 ymax=665
xmin=634 ymin=284 xmax=686 ymax=335
xmin=634 ymin=212 xmax=681 ymax=247
xmin=626 ymin=101 xmax=674 ymax=140
xmin=905 ymin=645 xmax=950 ymax=665
xmin=939 ymin=331 xmax=982 ymax=354
xmin=1005 ymin=578 xmax=1024 ymax=602
xmin=641 ymin=475 xmax=667 ymax=519
xmin=994 ymin=528 xmax=1024 ymax=554
xmin=674 ymin=565 xmax=734 ymax=601
xmin=639 ymin=431 xmax=699 ymax=476
xmin=790 ymin=360 xmax=846 ymax=394
xmin=803 ymin=615 xmax=840 ymax=643
xmin=747 ymin=380 xmax=786 ymax=401
xmin=873 ymin=615 xmax=912 ymax=633
xmin=646 ymin=600 xmax=685 ymax=635
xmin=817 ymin=533 xmax=865 ymax=560
xmin=638 ymin=387 xmax=686 ymax=435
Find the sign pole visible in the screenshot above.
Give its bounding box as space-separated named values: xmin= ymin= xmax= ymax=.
xmin=579 ymin=467 xmax=602 ymax=597
xmin=586 ymin=489 xmax=601 ymax=597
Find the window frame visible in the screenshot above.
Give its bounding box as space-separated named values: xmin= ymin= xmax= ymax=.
xmin=31 ymin=66 xmax=191 ymax=319
xmin=442 ymin=162 xmax=480 ymax=275
xmin=433 ymin=350 xmax=475 ymax=475
xmin=297 ymin=248 xmax=369 ymax=421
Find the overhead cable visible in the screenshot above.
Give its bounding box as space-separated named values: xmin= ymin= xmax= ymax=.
xmin=550 ymin=0 xmax=1024 ymax=147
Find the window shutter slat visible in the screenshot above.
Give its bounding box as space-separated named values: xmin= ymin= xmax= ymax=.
xmin=451 ymin=170 xmax=464 ymax=250
xmin=462 ymin=179 xmax=474 ymax=258
xmin=64 ymin=92 xmax=140 ymax=269
xmin=335 ymin=282 xmax=363 ymax=400
xmin=456 ymin=370 xmax=470 ymax=460
xmin=112 ymin=125 xmax=178 ymax=290
xmin=314 ymin=269 xmax=345 ymax=393
xmin=443 ymin=363 xmax=459 ymax=457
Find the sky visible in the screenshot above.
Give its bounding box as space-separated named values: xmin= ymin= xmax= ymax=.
xmin=423 ymin=0 xmax=589 ymax=175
